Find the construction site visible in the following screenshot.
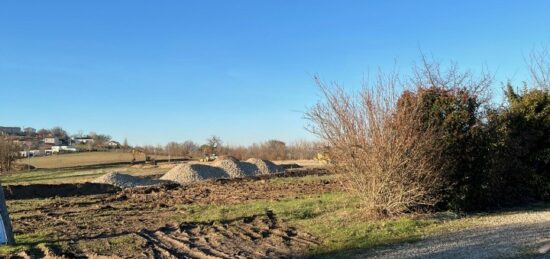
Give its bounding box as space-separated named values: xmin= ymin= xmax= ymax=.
xmin=0 ymin=156 xmax=340 ymax=258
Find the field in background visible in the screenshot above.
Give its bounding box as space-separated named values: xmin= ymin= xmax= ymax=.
xmin=0 ymin=165 xmax=169 ymax=185
xmin=17 ymin=151 xmax=177 ymax=169
xmin=5 ymin=152 xmax=324 ymax=186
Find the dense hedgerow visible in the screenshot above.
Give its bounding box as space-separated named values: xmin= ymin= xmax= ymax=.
xmin=308 ymin=58 xmax=550 ymax=215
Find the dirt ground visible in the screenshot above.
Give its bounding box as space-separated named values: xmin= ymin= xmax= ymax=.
xmin=136 ymin=211 xmax=320 ymax=258
xmin=7 ymin=169 xmax=340 ymax=258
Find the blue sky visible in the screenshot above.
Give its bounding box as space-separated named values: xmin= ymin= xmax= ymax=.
xmin=1 ymin=1 xmax=549 ymax=146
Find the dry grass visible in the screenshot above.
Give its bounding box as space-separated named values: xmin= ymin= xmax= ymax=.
xmin=273 ymin=159 xmax=327 ymax=168
xmin=0 ymin=166 xmax=169 ymax=185
xmin=17 ymin=152 xmax=175 ymax=169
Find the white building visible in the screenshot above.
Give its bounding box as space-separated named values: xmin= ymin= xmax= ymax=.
xmin=19 ymin=150 xmax=42 ymax=158
xmin=107 ymin=140 xmax=120 ymax=148
xmin=52 ymin=146 xmax=78 ymax=153
xmin=44 ymin=137 xmax=61 ymax=145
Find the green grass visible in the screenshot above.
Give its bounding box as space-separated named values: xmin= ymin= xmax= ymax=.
xmin=0 ymin=231 xmax=55 ymax=255
xmin=169 ymin=192 xmax=460 ymax=255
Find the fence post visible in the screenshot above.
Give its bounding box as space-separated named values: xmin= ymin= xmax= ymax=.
xmin=0 ymin=184 xmax=14 ymax=244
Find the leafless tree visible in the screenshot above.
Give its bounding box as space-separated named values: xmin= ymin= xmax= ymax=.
xmin=412 ymin=54 xmax=493 ymax=104
xmin=123 ymin=138 xmax=129 ymax=150
xmin=527 ymin=46 xmax=550 ymax=90
xmin=0 ymin=137 xmax=21 ymax=173
xmin=306 ymin=72 xmax=445 ymax=218
xmin=206 ymin=136 xmax=222 ymax=155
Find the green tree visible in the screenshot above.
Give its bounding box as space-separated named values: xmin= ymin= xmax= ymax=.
xmin=486 ymin=83 xmax=550 ymax=204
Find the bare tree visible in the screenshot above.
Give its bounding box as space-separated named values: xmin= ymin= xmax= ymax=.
xmin=206 ymin=136 xmax=222 ymax=155
xmin=0 ymin=137 xmax=20 ymax=173
xmin=36 ymin=128 xmax=51 ymax=139
xmin=123 ymin=138 xmax=129 ymax=150
xmin=306 ymin=72 xmax=445 ymax=217
xmin=527 ymin=46 xmax=550 ymax=90
xmin=50 ymin=126 xmax=68 ymax=140
xmin=412 ymin=54 xmax=493 ymax=104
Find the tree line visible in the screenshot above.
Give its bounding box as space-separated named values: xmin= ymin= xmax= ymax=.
xmin=139 ymin=137 xmax=321 ymax=161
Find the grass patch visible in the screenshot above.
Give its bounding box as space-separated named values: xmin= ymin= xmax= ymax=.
xmin=0 ymin=231 xmax=54 ymax=255
xmin=170 ymin=192 xmax=460 ymax=255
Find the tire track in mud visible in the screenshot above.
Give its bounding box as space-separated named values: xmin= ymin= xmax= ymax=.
xmin=136 ymin=211 xmax=320 ymax=259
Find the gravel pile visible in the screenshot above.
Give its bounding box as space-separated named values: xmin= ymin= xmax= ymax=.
xmin=213 ymin=157 xmax=257 ymax=178
xmin=160 ymin=163 xmax=230 ymax=184
xmin=245 ymin=158 xmax=284 ymax=175
xmin=160 ymin=158 xmax=286 ymax=184
xmin=93 ymin=172 xmax=164 ymax=188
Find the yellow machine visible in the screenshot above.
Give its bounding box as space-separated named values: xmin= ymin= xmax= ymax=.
xmin=131 ymin=149 xmax=155 ymax=164
xmin=199 ymin=154 xmax=217 ymax=162
xmin=314 ymin=152 xmax=331 ymax=164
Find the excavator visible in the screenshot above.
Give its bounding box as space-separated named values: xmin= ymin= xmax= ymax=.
xmin=314 ymin=146 xmax=331 ymax=164
xmin=131 ymin=149 xmax=156 ymax=165
xmin=314 ymin=151 xmax=331 ymax=164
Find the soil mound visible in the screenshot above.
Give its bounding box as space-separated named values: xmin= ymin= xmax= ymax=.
xmin=215 ymin=155 xmax=239 ymax=162
xmin=245 ymin=158 xmax=284 ymax=175
xmin=213 ymin=159 xmax=257 ymax=178
xmin=160 ymin=163 xmax=229 ymax=184
xmin=4 ymin=183 xmax=120 ymax=200
xmin=93 ymin=172 xmax=165 ymax=188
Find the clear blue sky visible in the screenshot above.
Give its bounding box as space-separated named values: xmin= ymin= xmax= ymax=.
xmin=1 ymin=1 xmax=549 ymax=146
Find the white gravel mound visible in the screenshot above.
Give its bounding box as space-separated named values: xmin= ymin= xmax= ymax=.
xmin=93 ymin=172 xmax=164 ymax=188
xmin=213 ymin=157 xmax=257 ymax=178
xmin=160 ymin=163 xmax=230 ymax=184
xmin=245 ymin=158 xmax=284 ymax=175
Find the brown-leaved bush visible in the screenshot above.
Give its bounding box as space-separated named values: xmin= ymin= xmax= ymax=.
xmin=306 ymin=73 xmax=445 ymax=218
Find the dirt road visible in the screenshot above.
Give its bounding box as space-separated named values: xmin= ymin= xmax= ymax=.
xmin=350 ymin=209 xmax=550 ymax=258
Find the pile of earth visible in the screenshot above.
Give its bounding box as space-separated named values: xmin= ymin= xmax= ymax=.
xmin=160 ymin=157 xmax=284 ymax=184
xmin=160 ymin=163 xmax=230 ymax=184
xmin=93 ymin=172 xmax=169 ymax=188
xmin=245 ymin=158 xmax=285 ymax=175
xmin=213 ymin=156 xmax=257 ymax=178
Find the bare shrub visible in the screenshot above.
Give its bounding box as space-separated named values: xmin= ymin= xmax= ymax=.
xmin=0 ymin=137 xmax=21 ymax=173
xmin=306 ymin=72 xmax=445 ymax=217
xmin=527 ymin=46 xmax=550 ymax=90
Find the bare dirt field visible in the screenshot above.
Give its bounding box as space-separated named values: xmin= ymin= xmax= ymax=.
xmin=5 ymin=169 xmax=338 ymax=258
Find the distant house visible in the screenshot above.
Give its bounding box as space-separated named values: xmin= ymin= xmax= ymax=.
xmin=0 ymin=127 xmax=21 ymax=135
xmin=107 ymin=140 xmax=120 ymax=148
xmin=43 ymin=137 xmax=61 ymax=145
xmin=19 ymin=150 xmax=42 ymax=158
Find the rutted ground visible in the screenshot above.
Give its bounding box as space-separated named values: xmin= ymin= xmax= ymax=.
xmin=6 ymin=169 xmax=339 ymax=258
xmin=137 ymin=211 xmax=319 ymax=258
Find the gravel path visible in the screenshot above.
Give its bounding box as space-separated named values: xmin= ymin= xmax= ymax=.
xmin=354 ymin=210 xmax=550 ymax=258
